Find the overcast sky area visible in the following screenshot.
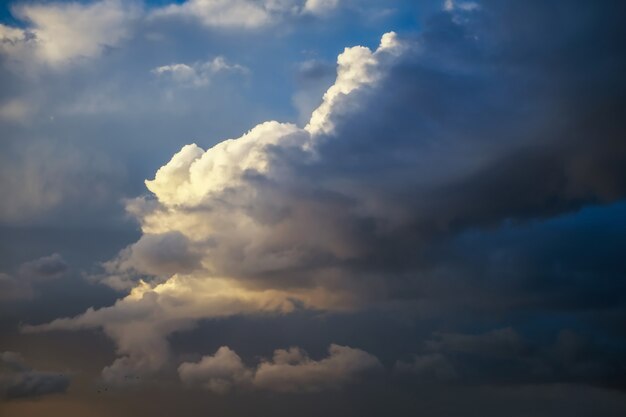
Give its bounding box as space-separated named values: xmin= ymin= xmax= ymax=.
xmin=1 ymin=0 xmax=626 ymax=416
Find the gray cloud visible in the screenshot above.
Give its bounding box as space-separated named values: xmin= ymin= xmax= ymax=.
xmin=0 ymin=253 xmax=68 ymax=301
xmin=20 ymin=0 xmax=626 ymax=394
xmin=0 ymin=351 xmax=70 ymax=400
xmin=179 ymin=344 xmax=382 ymax=393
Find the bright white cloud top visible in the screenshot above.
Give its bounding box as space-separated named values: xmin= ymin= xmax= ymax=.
xmin=24 ymin=32 xmax=406 ymax=384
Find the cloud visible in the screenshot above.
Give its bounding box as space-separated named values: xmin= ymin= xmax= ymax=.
xmin=253 ymin=344 xmax=382 ymax=392
xmin=152 ymin=56 xmax=249 ymax=87
xmin=395 ymin=353 xmax=458 ymax=382
xmin=303 ymin=0 xmax=340 ymax=16
xmin=150 ymin=0 xmax=339 ymax=29
xmin=0 ymin=254 xmax=68 ymax=301
xmin=0 ymin=141 xmax=124 ymax=225
xmin=1 ymin=0 xmax=139 ymax=66
xmin=0 ymin=351 xmax=70 ymax=400
xmin=178 ymin=346 xmax=253 ymax=393
xmin=150 ymin=0 xmax=284 ymax=29
xmin=179 ymin=344 xmax=381 ymax=393
xmin=25 ymin=0 xmax=626 ymax=386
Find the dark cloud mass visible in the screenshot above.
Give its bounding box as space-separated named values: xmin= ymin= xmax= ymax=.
xmin=1 ymin=0 xmax=626 ymax=416
xmin=0 ymin=352 xmax=70 ymax=400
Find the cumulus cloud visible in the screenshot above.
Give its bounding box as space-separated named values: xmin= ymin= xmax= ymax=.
xmin=152 ymin=56 xmax=249 ymax=87
xmin=0 ymin=351 xmax=70 ymax=400
xmin=178 ymin=346 xmax=253 ymax=393
xmin=0 ymin=254 xmax=68 ymax=301
xmin=0 ymin=0 xmax=138 ymax=66
xmin=179 ymin=344 xmax=381 ymax=393
xmin=25 ymin=0 xmax=626 ymax=386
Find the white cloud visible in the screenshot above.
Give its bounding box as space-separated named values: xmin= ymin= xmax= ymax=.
xmin=443 ymin=0 xmax=480 ymax=12
xmin=179 ymin=344 xmax=381 ymax=393
xmin=1 ymin=0 xmax=139 ymax=66
xmin=303 ymin=0 xmax=339 ymax=16
xmin=151 ymin=0 xmax=280 ymax=29
xmin=150 ymin=0 xmax=339 ymax=29
xmin=24 ymin=32 xmax=406 ymax=383
xmin=152 ymin=56 xmax=249 ymax=87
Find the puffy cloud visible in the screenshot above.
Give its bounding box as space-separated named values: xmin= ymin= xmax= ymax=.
xmin=179 ymin=344 xmax=381 ymax=393
xmin=0 ymin=254 xmax=68 ymax=301
xmin=0 ymin=351 xmax=70 ymax=400
xmin=24 ymin=274 xmax=298 ymax=383
xmin=26 ymin=0 xmax=626 ymax=386
xmin=179 ymin=346 xmax=253 ymax=393
xmin=253 ymin=344 xmax=382 ymax=392
xmin=152 ymin=57 xmax=249 ymax=87
xmin=0 ymin=0 xmax=139 ymax=66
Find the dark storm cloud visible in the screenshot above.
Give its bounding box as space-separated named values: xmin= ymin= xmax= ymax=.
xmin=0 ymin=351 xmax=70 ymax=400
xmin=396 ymin=326 xmax=626 ymax=389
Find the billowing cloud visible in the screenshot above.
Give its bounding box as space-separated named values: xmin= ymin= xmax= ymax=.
xmin=0 ymin=351 xmax=70 ymax=400
xmin=0 ymin=254 xmax=68 ymax=301
xmin=178 ymin=346 xmax=253 ymax=393
xmin=24 ymin=0 xmax=626 ymax=388
xmin=152 ymin=57 xmax=249 ymax=87
xmin=0 ymin=0 xmax=139 ymax=66
xmin=253 ymin=344 xmax=382 ymax=392
xmin=179 ymin=344 xmax=381 ymax=393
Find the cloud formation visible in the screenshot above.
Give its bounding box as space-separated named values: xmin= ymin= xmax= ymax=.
xmin=1 ymin=0 xmax=139 ymax=66
xmin=150 ymin=0 xmax=340 ymax=29
xmin=24 ymin=0 xmax=626 ymax=389
xmin=179 ymin=344 xmax=381 ymax=393
xmin=152 ymin=57 xmax=248 ymax=87
xmin=0 ymin=254 xmax=68 ymax=301
xmin=0 ymin=351 xmax=70 ymax=400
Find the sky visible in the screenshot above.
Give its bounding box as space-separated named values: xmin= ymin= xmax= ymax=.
xmin=0 ymin=0 xmax=625 ymax=416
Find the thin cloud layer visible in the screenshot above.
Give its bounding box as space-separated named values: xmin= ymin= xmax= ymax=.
xmin=178 ymin=344 xmax=381 ymax=393
xmin=152 ymin=57 xmax=249 ymax=88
